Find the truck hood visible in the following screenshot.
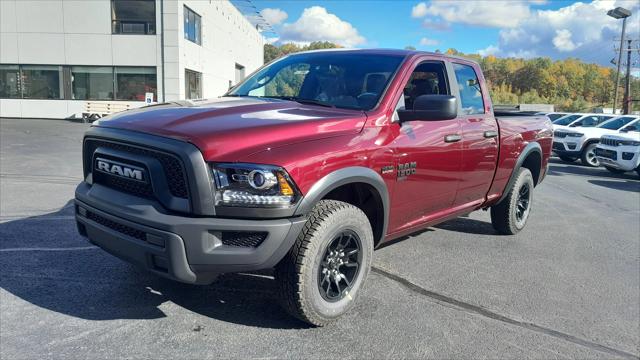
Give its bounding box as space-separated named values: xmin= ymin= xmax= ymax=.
xmin=93 ymin=97 xmax=367 ymax=161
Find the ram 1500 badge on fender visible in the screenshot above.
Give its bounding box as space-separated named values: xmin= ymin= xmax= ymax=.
xmin=75 ymin=49 xmax=553 ymax=326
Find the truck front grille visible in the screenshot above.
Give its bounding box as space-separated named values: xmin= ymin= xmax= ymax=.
xmin=84 ymin=139 xmax=189 ymax=199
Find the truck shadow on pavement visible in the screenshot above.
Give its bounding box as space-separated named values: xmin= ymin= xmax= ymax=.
xmin=0 ymin=202 xmax=308 ymax=329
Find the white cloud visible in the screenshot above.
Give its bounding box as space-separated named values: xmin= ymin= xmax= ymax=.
xmin=419 ymin=37 xmax=439 ymax=46
xmin=486 ymin=0 xmax=640 ymax=64
xmin=412 ymin=2 xmax=428 ymax=18
xmin=279 ymin=6 xmax=365 ymax=47
xmin=478 ymin=45 xmax=500 ymax=57
xmin=260 ymin=8 xmax=288 ymax=26
xmin=414 ymin=0 xmax=532 ymax=28
xmin=422 ymin=18 xmax=450 ymax=31
xmin=552 ymin=29 xmax=578 ymax=52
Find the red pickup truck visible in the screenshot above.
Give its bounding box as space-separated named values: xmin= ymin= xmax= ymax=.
xmin=75 ymin=49 xmax=552 ymax=326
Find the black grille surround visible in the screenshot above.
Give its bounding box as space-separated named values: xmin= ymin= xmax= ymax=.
xmin=554 ymin=131 xmax=568 ymax=138
xmin=86 ymin=210 xmax=146 ymax=242
xmin=600 ymin=137 xmax=619 ymax=147
xmin=84 ymin=138 xmax=189 ymax=199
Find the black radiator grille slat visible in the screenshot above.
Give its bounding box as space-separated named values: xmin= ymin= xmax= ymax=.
xmin=84 ymin=139 xmax=189 ymax=199
xmin=86 ymin=211 xmax=146 ymax=241
xmin=221 ymin=232 xmax=268 ymax=248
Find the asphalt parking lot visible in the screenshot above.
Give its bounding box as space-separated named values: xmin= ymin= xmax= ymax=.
xmin=1 ymin=118 xmax=639 ymax=359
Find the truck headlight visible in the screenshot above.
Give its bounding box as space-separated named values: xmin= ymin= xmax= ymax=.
xmin=618 ymin=140 xmax=640 ymax=146
xmin=210 ymin=163 xmax=299 ymax=208
xmin=566 ymin=133 xmax=583 ymax=137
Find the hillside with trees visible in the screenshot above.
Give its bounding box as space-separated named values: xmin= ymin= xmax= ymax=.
xmin=264 ymin=43 xmax=639 ymax=112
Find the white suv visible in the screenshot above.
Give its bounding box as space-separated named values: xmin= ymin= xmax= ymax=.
xmin=553 ymin=116 xmax=639 ymax=167
xmin=595 ymin=123 xmax=640 ymax=177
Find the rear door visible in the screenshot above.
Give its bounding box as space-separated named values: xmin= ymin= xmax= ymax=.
xmin=450 ymin=61 xmax=499 ymax=207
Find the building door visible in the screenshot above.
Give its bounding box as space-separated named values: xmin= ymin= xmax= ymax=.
xmin=185 ymin=69 xmax=201 ymax=99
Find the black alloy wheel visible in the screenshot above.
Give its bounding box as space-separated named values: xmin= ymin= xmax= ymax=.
xmin=317 ymin=230 xmax=362 ymax=302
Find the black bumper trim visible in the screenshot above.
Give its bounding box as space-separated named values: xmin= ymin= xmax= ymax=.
xmin=75 ymin=182 xmax=307 ymax=284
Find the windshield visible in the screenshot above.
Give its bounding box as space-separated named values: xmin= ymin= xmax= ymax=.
xmin=227 ymin=52 xmax=405 ymax=110
xmin=597 ymin=116 xmax=637 ymax=130
xmin=621 ymin=121 xmax=640 ymax=132
xmin=553 ymin=114 xmax=580 ymax=125
xmin=547 ymin=113 xmax=566 ymax=121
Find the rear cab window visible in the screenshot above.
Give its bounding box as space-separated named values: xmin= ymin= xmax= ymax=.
xmin=452 ymin=63 xmax=485 ymax=115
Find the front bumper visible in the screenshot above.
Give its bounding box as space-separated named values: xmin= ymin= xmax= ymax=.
xmin=552 ymin=140 xmax=582 ymax=156
xmin=75 ymin=182 xmax=306 ymax=284
xmin=595 ymin=145 xmax=640 ymax=171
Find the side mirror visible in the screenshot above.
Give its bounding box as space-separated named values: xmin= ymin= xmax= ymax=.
xmin=397 ymin=95 xmax=457 ymax=122
xmin=620 ymin=126 xmax=631 ymax=133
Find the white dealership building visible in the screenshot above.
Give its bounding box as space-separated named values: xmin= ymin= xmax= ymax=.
xmin=0 ymin=0 xmax=264 ymax=119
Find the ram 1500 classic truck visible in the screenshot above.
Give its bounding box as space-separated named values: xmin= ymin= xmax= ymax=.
xmin=75 ymin=49 xmax=553 ymax=326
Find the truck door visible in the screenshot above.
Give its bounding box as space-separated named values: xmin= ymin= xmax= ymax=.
xmin=450 ymin=61 xmax=499 ymax=207
xmin=387 ymin=60 xmax=463 ymax=233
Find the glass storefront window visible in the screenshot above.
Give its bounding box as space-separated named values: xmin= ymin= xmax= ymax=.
xmin=0 ymin=65 xmax=21 ymax=98
xmin=115 ymin=67 xmax=157 ymax=101
xmin=71 ymin=66 xmax=114 ymax=100
xmin=21 ymin=65 xmax=63 ymax=99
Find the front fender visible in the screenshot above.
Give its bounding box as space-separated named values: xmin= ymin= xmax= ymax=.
xmin=293 ymin=166 xmax=389 ymax=244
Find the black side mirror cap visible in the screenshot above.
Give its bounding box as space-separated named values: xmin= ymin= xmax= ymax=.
xmin=397 ymin=94 xmax=457 ymax=122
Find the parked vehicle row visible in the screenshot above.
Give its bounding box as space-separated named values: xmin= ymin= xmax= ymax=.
xmin=545 ymin=111 xmax=640 ymax=176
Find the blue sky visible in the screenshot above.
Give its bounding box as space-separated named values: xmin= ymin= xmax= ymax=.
xmin=249 ymin=0 xmax=640 ymax=67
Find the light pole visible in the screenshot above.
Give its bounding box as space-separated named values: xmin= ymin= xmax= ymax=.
xmin=607 ymin=7 xmax=631 ymax=115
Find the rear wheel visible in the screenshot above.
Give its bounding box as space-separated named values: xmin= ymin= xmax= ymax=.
xmin=275 ymin=200 xmax=373 ymax=326
xmin=491 ymin=168 xmax=534 ymax=235
xmin=558 ymin=155 xmax=577 ymax=162
xmin=581 ymin=143 xmax=599 ymax=167
xmin=604 ymin=166 xmax=626 ymax=174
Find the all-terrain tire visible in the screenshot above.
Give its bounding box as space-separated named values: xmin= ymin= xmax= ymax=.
xmin=604 ymin=166 xmax=626 ymax=174
xmin=491 ymin=168 xmax=534 ymax=235
xmin=581 ymin=143 xmax=599 ymax=167
xmin=275 ymin=200 xmax=373 ymax=326
xmin=558 ymin=155 xmax=577 ymax=162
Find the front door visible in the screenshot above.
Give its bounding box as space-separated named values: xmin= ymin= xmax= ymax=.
xmin=387 ymin=60 xmax=462 ymax=234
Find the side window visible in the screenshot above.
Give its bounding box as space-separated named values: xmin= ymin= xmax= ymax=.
xmin=402 ymin=62 xmax=448 ymax=110
xmin=452 ymin=63 xmax=485 ymax=115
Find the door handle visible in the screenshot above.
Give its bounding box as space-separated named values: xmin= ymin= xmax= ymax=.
xmin=483 ymin=130 xmax=498 ymax=139
xmin=444 ymin=134 xmax=462 ymax=143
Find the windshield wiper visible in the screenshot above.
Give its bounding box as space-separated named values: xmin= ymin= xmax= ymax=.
xmin=262 ymin=96 xmax=335 ymax=108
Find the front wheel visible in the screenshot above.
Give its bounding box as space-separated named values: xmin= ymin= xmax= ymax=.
xmin=491 ymin=168 xmax=534 ymax=235
xmin=275 ymin=200 xmax=373 ymax=326
xmin=581 ymin=143 xmax=600 ymax=167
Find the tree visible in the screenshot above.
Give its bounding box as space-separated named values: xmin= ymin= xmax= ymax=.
xmin=404 ymin=46 xmax=416 ymax=50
